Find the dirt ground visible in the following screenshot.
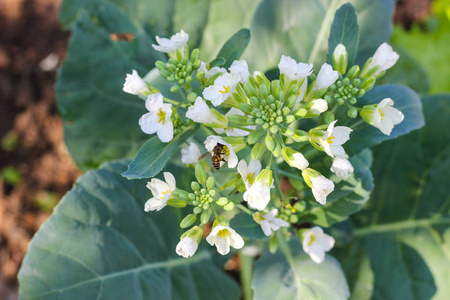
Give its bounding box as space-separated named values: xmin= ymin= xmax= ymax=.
xmin=0 ymin=0 xmax=431 ymax=299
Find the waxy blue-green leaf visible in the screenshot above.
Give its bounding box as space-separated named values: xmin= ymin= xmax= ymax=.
xmin=230 ymin=212 xmax=266 ymax=240
xmin=343 ymin=84 xmax=425 ymax=156
xmin=18 ymin=160 xmax=240 ymax=300
xmin=327 ymin=3 xmax=359 ymax=67
xmin=57 ymin=0 xmax=210 ymax=171
xmin=241 ymin=0 xmax=395 ymax=71
xmin=216 ymin=29 xmax=251 ymax=69
xmin=301 ymin=149 xmax=373 ymax=227
xmin=336 ymin=94 xmax=450 ymax=299
xmin=123 ymin=125 xmax=198 ymax=179
xmin=253 ymin=239 xmax=349 ymax=300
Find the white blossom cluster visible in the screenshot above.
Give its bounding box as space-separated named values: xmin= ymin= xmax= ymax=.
xmin=123 ymin=30 xmax=404 ymax=263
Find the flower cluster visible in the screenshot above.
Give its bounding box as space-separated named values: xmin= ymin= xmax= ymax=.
xmin=123 ymin=30 xmax=404 ymax=263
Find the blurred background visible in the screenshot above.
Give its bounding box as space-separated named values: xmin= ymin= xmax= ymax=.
xmin=0 ymin=0 xmax=448 ymax=299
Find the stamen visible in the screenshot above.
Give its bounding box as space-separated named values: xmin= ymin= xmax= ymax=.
xmin=219 ymin=85 xmax=231 ymax=94
xmin=157 ymin=109 xmax=166 ymax=125
xmin=218 ymin=229 xmax=229 ymax=238
xmin=308 ymin=234 xmax=316 ymax=245
xmin=326 ymin=135 xmax=335 ymax=144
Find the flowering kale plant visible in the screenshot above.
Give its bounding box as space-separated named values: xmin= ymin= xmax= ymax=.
xmin=19 ymin=1 xmax=450 ymax=300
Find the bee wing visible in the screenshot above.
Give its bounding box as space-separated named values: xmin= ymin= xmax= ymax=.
xmin=198 ymin=151 xmax=211 ymax=160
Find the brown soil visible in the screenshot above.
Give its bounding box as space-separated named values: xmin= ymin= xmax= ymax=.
xmin=0 ymin=0 xmax=432 ymax=299
xmin=0 ymin=0 xmax=79 ymax=299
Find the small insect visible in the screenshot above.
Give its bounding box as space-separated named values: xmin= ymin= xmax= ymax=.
xmin=199 ymin=143 xmax=227 ymax=170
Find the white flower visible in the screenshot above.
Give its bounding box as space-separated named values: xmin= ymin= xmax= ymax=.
xmin=204 ymin=135 xmax=238 ymax=168
xmin=373 ymin=98 xmax=404 ymax=135
xmin=278 ymin=55 xmax=313 ymax=80
xmin=237 ymin=159 xmax=262 ymax=189
xmin=281 ymin=147 xmax=309 ymax=170
xmin=176 ymin=236 xmax=198 ymax=258
xmin=206 ymin=225 xmax=244 ymax=255
xmin=243 ymin=169 xmax=272 ymax=211
xmin=309 ymin=99 xmax=328 ymax=115
xmin=214 ymin=108 xmax=255 ymax=136
xmin=144 ymin=172 xmax=176 ymax=212
xmin=152 ymin=30 xmax=189 ymax=53
xmin=320 ymin=120 xmax=352 ymax=158
xmin=255 ymin=209 xmax=289 ymax=236
xmin=302 ymin=168 xmax=335 ymax=205
xmin=185 ymin=97 xmax=221 ymax=124
xmin=199 ymin=62 xmax=227 ymax=79
xmin=311 ymin=175 xmax=334 ymax=205
xmin=302 ymin=226 xmax=335 ymax=264
xmin=123 ymin=70 xmax=148 ymax=96
xmin=367 ymin=43 xmax=399 ymax=76
xmin=139 ymin=93 xmax=173 ymax=142
xmin=181 ymin=142 xmax=201 ymax=165
xmin=314 ymin=63 xmax=339 ymax=90
xmin=331 ymin=157 xmax=354 ymax=179
xmin=203 ymin=73 xmax=240 ymax=106
xmin=229 ymin=60 xmax=250 ymax=83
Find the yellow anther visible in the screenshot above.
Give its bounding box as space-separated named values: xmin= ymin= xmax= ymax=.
xmin=219 ymin=85 xmax=231 ymax=94
xmin=218 ymin=229 xmax=229 ymax=238
xmin=157 ymin=109 xmax=166 ymax=125
xmin=326 ymin=135 xmax=335 ymax=144
xmin=246 ymin=173 xmax=256 ymax=184
xmin=308 ymin=234 xmax=316 ymax=245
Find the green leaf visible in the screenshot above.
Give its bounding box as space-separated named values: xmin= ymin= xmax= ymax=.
xmin=253 ymin=239 xmax=349 ymax=300
xmin=18 ymin=160 xmax=240 ymax=300
xmin=199 ymin=0 xmax=260 ymax=63
xmin=339 ymin=94 xmax=450 ymax=299
xmin=242 ymin=0 xmax=395 ymax=71
xmin=343 ymin=84 xmax=425 ymax=155
xmin=123 ymin=125 xmax=198 ymax=179
xmin=216 ymin=29 xmax=251 ymax=69
xmin=57 ymin=0 xmax=210 ymax=171
xmin=230 ymin=213 xmax=266 ymax=240
xmin=327 ymin=3 xmax=359 ymax=67
xmin=301 ymin=149 xmax=373 ymax=227
xmin=57 ymin=2 xmax=163 ymax=171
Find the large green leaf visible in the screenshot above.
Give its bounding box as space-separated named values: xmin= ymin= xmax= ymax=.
xmin=253 ymin=239 xmax=349 ymax=300
xmin=123 ymin=125 xmax=198 ymax=179
xmin=301 ymin=149 xmax=373 ymax=227
xmin=18 ymin=160 xmax=240 ymax=300
xmin=327 ymin=3 xmax=359 ymax=67
xmin=57 ymin=0 xmax=211 ymax=171
xmin=230 ymin=212 xmax=266 ymax=240
xmin=343 ymin=84 xmax=425 ymax=155
xmin=242 ymin=0 xmax=394 ymax=71
xmin=336 ymin=94 xmax=450 ymax=299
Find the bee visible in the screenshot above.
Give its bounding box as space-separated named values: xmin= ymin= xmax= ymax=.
xmin=199 ymin=143 xmax=227 ymax=170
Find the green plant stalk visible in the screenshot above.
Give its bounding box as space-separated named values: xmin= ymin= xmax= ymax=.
xmin=239 ymin=251 xmax=254 ymax=300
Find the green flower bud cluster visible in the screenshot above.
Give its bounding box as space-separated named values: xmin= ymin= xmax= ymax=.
xmin=155 ymin=46 xmax=201 ymax=96
xmin=324 ymin=65 xmax=376 ymax=118
xmin=236 ymin=73 xmax=301 ymax=157
xmin=279 ymin=201 xmax=306 ymax=224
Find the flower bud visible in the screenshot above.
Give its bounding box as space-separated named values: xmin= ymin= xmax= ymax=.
xmin=195 ymin=163 xmax=207 ymax=184
xmin=239 ymin=103 xmax=253 ymax=115
xmin=247 ymin=130 xmax=261 ymax=145
xmin=292 ymin=129 xmax=308 ymax=142
xmin=180 ymin=214 xmax=197 ymax=228
xmin=216 ymin=197 xmax=228 ymax=206
xmin=332 ymin=44 xmax=348 ymax=74
xmin=265 ymin=135 xmax=275 ymax=151
xmin=200 ymin=210 xmax=212 ymax=224
xmin=251 ymin=143 xmax=265 ymax=160
xmin=223 ymin=202 xmax=235 ymax=211
xmin=281 ymin=147 xmax=309 ymax=170
xmin=206 ymin=177 xmax=215 ymax=190
xmin=167 ymin=198 xmax=187 ymax=208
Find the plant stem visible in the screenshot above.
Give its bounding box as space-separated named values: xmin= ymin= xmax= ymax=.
xmin=237 ymin=204 xmax=252 ymax=215
xmin=308 ymin=0 xmax=340 ymax=64
xmin=163 ymin=97 xmax=188 ymax=108
xmin=276 ymin=168 xmax=304 ymax=182
xmin=272 ymin=164 xmax=284 ymax=201
xmin=239 ymin=251 xmax=254 ymax=300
